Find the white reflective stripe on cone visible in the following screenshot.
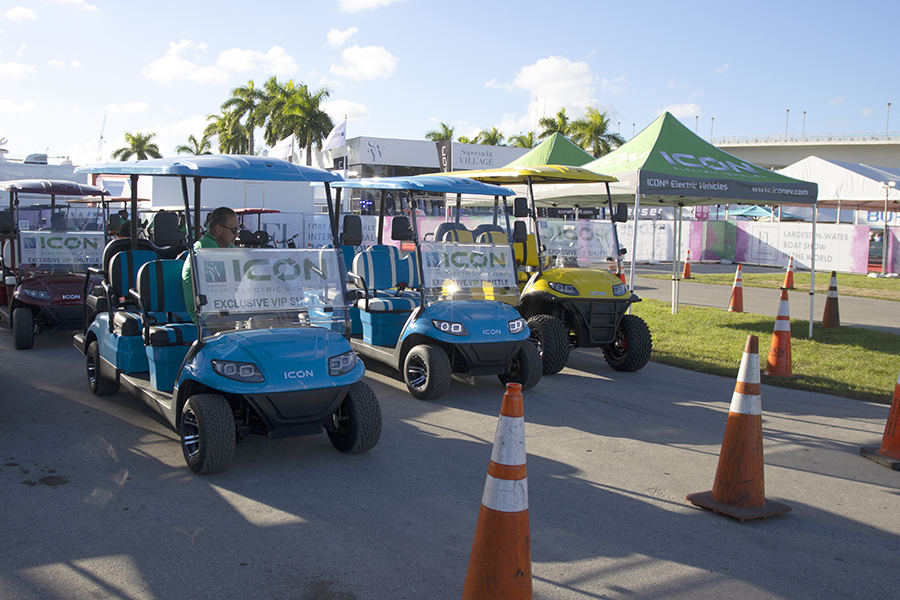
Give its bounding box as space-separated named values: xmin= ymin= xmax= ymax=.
xmin=491 ymin=416 xmax=526 ymax=466
xmin=482 ymin=475 xmax=529 ymax=513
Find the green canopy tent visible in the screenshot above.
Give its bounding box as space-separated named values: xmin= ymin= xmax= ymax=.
xmin=507 ymin=133 xmax=595 ymax=167
xmin=530 ymin=112 xmax=820 ymax=333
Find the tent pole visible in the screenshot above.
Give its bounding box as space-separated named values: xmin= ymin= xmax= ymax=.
xmin=629 ymin=186 xmax=640 ymax=294
xmin=809 ymin=202 xmax=818 ymax=339
xmin=672 ymin=206 xmax=682 ymax=314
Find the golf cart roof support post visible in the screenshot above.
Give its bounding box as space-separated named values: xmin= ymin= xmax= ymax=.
xmin=606 ymin=182 xmax=623 ymax=273
xmin=404 ymin=189 xmax=427 ymax=308
xmin=193 ymin=177 xmax=202 ymax=242
xmin=129 ymin=174 xmax=138 ymax=242
xmin=377 ymin=189 xmax=386 ymax=244
xmin=180 ymin=175 xmax=194 ymax=246
xmin=324 ymin=183 xmax=340 ymax=248
xmin=629 ymin=186 xmax=641 ymax=301
xmin=525 ymin=176 xmax=544 ymax=277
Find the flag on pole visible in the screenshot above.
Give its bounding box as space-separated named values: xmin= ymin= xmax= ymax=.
xmin=322 ymin=120 xmax=347 ymax=151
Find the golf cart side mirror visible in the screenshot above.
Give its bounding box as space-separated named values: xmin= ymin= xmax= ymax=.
xmin=615 ymin=203 xmax=628 ymax=223
xmin=391 ymin=216 xmax=413 ymax=241
xmin=513 ymin=220 xmax=528 ymax=244
xmin=513 ymin=197 xmax=529 ymax=218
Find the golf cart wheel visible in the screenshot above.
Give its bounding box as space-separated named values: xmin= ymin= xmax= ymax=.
xmin=404 ymin=344 xmax=452 ymax=400
xmin=87 ymin=340 xmax=119 ymax=396
xmin=180 ymin=394 xmax=236 ymax=475
xmin=327 ymin=381 xmax=383 ymax=454
xmin=603 ymin=314 xmax=652 ymax=372
xmin=527 ymin=314 xmax=571 ymax=375
xmin=498 ymin=340 xmax=542 ymax=390
xmin=12 ymin=307 xmax=34 ymax=350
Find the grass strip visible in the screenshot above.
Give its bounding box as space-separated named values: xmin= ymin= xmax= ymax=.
xmin=639 ymin=271 xmax=900 ymax=302
xmin=631 ymin=298 xmax=898 ymax=405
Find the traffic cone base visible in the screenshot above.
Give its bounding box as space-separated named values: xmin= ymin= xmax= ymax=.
xmin=860 ymin=370 xmax=900 ymax=470
xmin=686 ymin=335 xmax=791 ymax=521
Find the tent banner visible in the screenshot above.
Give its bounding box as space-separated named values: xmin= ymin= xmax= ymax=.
xmin=734 ymin=222 xmax=869 ymax=272
xmin=640 ymin=170 xmax=817 ymax=204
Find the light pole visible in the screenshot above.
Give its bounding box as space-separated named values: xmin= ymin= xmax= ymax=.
xmin=695 ymin=116 xmax=699 ymax=133
xmin=888 ymin=103 xmax=892 ymax=139
xmin=884 ymin=181 xmax=895 ymax=275
xmin=710 ymin=117 xmax=714 ymax=139
xmin=802 ymin=111 xmax=806 ymax=139
xmin=785 ymin=109 xmax=790 ymax=141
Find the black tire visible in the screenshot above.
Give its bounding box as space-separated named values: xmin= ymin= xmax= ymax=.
xmin=403 ymin=344 xmax=452 ymax=400
xmin=327 ymin=381 xmax=382 ymax=454
xmin=12 ymin=307 xmax=34 ymax=350
xmin=527 ymin=314 xmax=571 ymax=375
xmin=603 ymin=314 xmax=652 ymax=372
xmin=87 ymin=340 xmax=119 ymax=396
xmin=180 ymin=394 xmax=236 ymax=475
xmin=499 ymin=340 xmax=542 ymax=390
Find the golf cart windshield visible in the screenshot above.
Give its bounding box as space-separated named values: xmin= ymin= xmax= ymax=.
xmin=194 ymin=246 xmax=350 ymax=335
xmin=16 ymin=209 xmax=105 ymax=274
xmin=418 ymin=240 xmax=518 ymax=303
xmin=537 ymin=218 xmax=620 ymax=270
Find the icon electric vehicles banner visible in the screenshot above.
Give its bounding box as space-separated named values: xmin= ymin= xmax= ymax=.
xmin=196 ymin=248 xmax=343 ymax=314
xmin=18 ymin=231 xmax=104 ymax=267
xmin=419 ymin=242 xmax=516 ymax=297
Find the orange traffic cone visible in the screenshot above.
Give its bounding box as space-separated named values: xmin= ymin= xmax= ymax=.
xmin=860 ymin=368 xmax=900 ymax=470
xmin=462 ymin=383 xmax=531 ymax=600
xmin=686 ymin=335 xmax=791 ymax=521
xmin=617 ymin=263 xmax=626 ymax=285
xmin=765 ymin=289 xmax=793 ymax=378
xmin=727 ymin=265 xmax=743 ymax=313
xmin=782 ymin=256 xmax=795 ymax=290
xmin=821 ymin=271 xmax=840 ymax=328
xmin=682 ymin=249 xmax=692 ymax=279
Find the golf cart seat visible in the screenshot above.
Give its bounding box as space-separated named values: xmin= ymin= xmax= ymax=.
xmin=512 ymin=221 xmax=538 ymax=283
xmin=351 ymin=245 xmax=420 ymax=313
xmin=151 ymin=211 xmax=185 ymax=247
xmin=435 ymin=222 xmax=474 ymax=243
xmin=472 ymin=224 xmax=504 ymax=241
xmin=476 ymin=230 xmax=508 ymax=245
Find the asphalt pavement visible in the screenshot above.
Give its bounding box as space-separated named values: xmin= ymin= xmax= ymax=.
xmin=1 ymin=325 xmax=898 ymax=600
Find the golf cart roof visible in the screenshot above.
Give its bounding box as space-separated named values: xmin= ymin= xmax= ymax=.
xmin=66 ymin=196 xmax=150 ymax=205
xmin=234 ymin=208 xmax=281 ymax=215
xmin=0 ymin=179 xmax=109 ymax=197
xmin=441 ymin=165 xmax=617 ymax=185
xmin=74 ymin=155 xmax=344 ymax=183
xmin=330 ymin=175 xmax=515 ymax=196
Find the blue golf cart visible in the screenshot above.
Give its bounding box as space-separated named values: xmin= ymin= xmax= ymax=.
xmin=329 ymin=175 xmax=541 ymax=400
xmin=1 ymin=180 xmax=109 ymax=349
xmin=73 ymin=155 xmax=381 ymax=474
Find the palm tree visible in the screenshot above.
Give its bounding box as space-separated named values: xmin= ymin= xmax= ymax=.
xmin=425 ymin=122 xmax=455 ymax=141
xmin=508 ymin=131 xmax=537 ymax=148
xmin=475 ymin=127 xmax=505 ymax=146
xmin=204 ymin=110 xmax=250 ymax=154
xmin=457 ymin=135 xmax=476 ymax=144
xmin=175 ymin=134 xmax=212 ymax=155
xmin=291 ymin=86 xmax=334 ymax=166
xmin=570 ymin=107 xmax=625 ymax=158
xmin=111 ymin=132 xmax=162 ymax=161
xmin=538 ymin=108 xmax=571 ymax=140
xmin=221 ymin=80 xmax=266 ymax=154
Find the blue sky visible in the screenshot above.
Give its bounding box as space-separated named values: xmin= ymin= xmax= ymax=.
xmin=0 ymin=0 xmax=897 ymax=165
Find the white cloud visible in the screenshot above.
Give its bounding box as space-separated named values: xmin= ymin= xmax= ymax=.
xmin=3 ymin=7 xmax=36 ymax=22
xmin=330 ymin=45 xmax=397 ymax=80
xmin=0 ymin=99 xmax=37 ymax=113
xmin=70 ymin=60 xmax=81 ymax=68
xmin=323 ymin=98 xmax=369 ymax=122
xmin=49 ymin=59 xmax=65 ymax=68
xmin=659 ymin=103 xmax=702 ymax=120
xmin=338 ymin=0 xmax=405 ymax=12
xmin=600 ymin=75 xmax=626 ymax=95
xmin=327 ymin=27 xmax=357 ymax=48
xmin=106 ymin=102 xmax=149 ymax=115
xmin=861 ymin=107 xmax=873 ymax=117
xmin=713 ymin=64 xmax=730 ymax=75
xmin=0 ymin=61 xmax=36 ymax=77
xmin=144 ymin=41 xmax=298 ymax=84
xmin=142 ymin=40 xmax=228 ymax=84
xmin=507 ymin=56 xmax=597 ymax=135
xmin=16 ymin=44 xmax=25 ymax=58
xmin=829 ymin=96 xmax=843 ymax=107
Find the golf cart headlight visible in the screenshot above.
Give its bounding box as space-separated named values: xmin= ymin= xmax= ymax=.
xmin=211 ymin=359 xmax=265 ymax=383
xmin=508 ymin=317 xmax=526 ymax=335
xmin=432 ymin=319 xmax=469 ymax=336
xmin=612 ymin=283 xmax=628 ymax=296
xmin=329 ymin=350 xmax=357 ymax=376
xmin=548 ymin=281 xmax=579 ymax=296
xmin=23 ymin=288 xmax=52 ymax=300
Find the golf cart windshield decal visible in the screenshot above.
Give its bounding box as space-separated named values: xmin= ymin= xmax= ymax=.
xmin=538 ymin=220 xmax=617 ymax=261
xmin=420 ymin=242 xmax=515 ymax=290
xmin=18 ymin=231 xmax=104 ymax=267
xmin=196 ymin=248 xmax=342 ymax=314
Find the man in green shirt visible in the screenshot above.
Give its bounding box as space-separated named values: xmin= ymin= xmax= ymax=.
xmin=182 ymin=207 xmax=239 ymax=322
